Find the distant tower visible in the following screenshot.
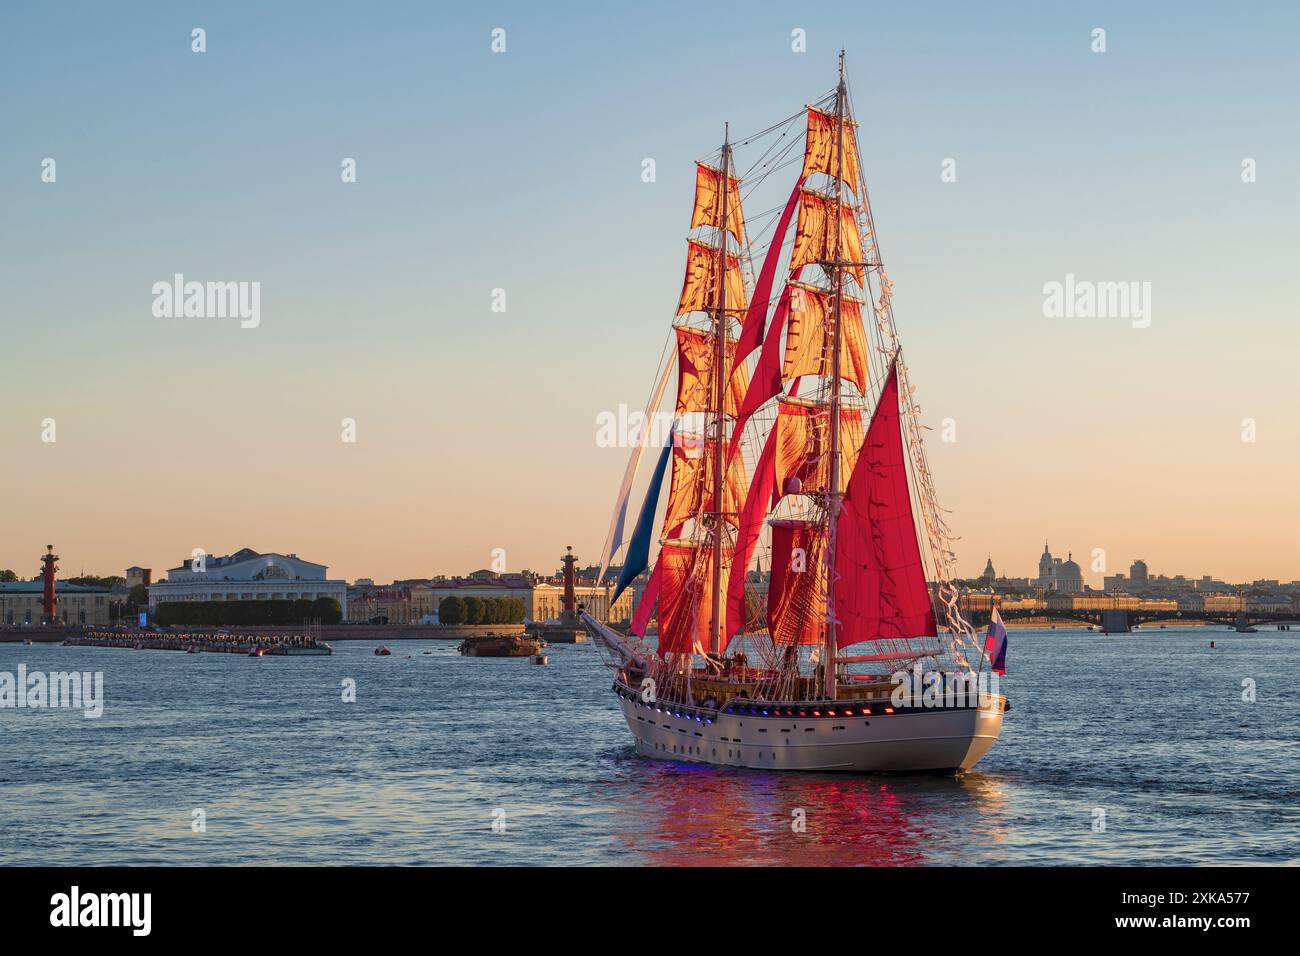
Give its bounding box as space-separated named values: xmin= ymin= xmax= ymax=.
xmin=40 ymin=545 xmax=59 ymax=624
xmin=1037 ymin=541 xmax=1055 ymax=589
xmin=981 ymin=556 xmax=996 ymax=583
xmin=560 ymin=546 xmax=578 ymax=621
xmin=1130 ymin=559 xmax=1149 ymax=588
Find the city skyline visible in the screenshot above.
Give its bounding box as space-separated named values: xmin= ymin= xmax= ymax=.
xmin=4 ymin=3 xmax=1298 ymax=586
xmin=2 ymin=536 xmax=1296 ymax=592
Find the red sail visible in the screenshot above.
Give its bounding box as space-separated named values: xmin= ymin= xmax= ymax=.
xmin=629 ymin=560 xmax=662 ymax=637
xmin=657 ymin=541 xmax=715 ymax=656
xmin=731 ymin=177 xmax=805 ymax=376
xmin=723 ymin=423 xmax=779 ymax=642
xmin=767 ymin=519 xmax=827 ymax=646
xmin=725 ymin=265 xmax=806 ymax=466
xmin=834 ymin=362 xmax=937 ymax=643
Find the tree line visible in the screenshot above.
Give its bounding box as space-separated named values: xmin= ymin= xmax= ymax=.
xmin=154 ymin=597 xmax=343 ymax=626
xmin=437 ymin=595 xmax=524 ymax=625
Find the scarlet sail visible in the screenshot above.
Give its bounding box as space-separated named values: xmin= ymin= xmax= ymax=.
xmin=674 ymin=326 xmax=748 ymax=417
xmin=791 ymin=189 xmax=865 ymax=286
xmin=691 ymin=163 xmax=745 ymax=242
xmin=834 ymin=362 xmax=938 ymax=644
xmin=678 ymin=239 xmax=748 ymax=315
xmin=657 ymin=540 xmax=727 ymax=656
xmin=773 ymin=397 xmax=865 ymax=497
xmin=767 ymin=519 xmax=827 ymax=646
xmin=782 ymin=284 xmax=870 ymax=393
xmin=662 ymin=433 xmax=746 ymax=536
xmin=802 ymin=106 xmax=861 ymax=195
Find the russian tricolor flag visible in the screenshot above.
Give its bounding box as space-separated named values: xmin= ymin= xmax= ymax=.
xmin=985 ymin=607 xmax=1008 ymax=675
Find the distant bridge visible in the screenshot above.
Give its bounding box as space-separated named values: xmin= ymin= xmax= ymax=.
xmin=960 ymin=607 xmax=1300 ymax=634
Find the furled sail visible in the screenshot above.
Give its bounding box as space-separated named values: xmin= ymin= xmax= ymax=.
xmin=833 ymin=362 xmax=938 ymax=644
xmin=801 ymin=105 xmax=861 ymax=196
xmin=690 ymin=163 xmax=745 ymax=242
xmin=767 ymin=519 xmax=828 ymax=646
xmin=677 ymin=240 xmax=748 ymax=315
xmin=782 ymin=284 xmax=870 ymax=393
xmin=674 ymin=326 xmax=749 ymax=418
xmin=791 ymin=189 xmax=865 ymax=286
xmin=773 ymin=397 xmax=865 ymax=497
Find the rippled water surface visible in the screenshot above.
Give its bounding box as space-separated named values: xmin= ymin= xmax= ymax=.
xmin=1 ymin=629 xmax=1296 ymax=865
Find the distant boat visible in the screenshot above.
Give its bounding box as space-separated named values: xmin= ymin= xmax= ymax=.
xmin=248 ymin=647 xmax=264 ymax=657
xmin=458 ymin=635 xmax=544 ymax=658
xmin=374 ymin=646 xmax=391 ymax=656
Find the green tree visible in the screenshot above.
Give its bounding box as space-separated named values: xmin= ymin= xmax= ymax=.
xmin=0 ymin=569 xmax=17 ymax=583
xmin=438 ymin=595 xmax=465 ymax=625
xmin=463 ymin=596 xmax=484 ymax=625
xmin=309 ymin=597 xmax=342 ymax=625
xmin=289 ymin=598 xmax=314 ymax=623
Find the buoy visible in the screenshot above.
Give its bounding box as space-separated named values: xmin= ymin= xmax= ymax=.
xmin=1210 ymin=641 xmax=1215 ymax=648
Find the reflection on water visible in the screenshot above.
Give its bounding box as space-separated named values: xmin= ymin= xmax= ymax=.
xmin=612 ymin=761 xmax=1010 ymax=866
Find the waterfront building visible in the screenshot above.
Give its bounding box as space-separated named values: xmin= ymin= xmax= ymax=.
xmin=0 ymin=580 xmax=112 ymax=626
xmin=344 ymin=570 xmax=636 ymax=625
xmin=148 ymin=547 xmax=348 ymax=614
xmin=1246 ymin=594 xmax=1293 ymax=614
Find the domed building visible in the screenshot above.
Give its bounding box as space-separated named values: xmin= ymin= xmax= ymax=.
xmin=980 ymin=556 xmax=996 ymax=584
xmin=1056 ymin=553 xmax=1084 ymax=594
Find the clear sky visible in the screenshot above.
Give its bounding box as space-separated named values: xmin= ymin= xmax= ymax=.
xmin=2 ymin=1 xmax=1297 ymax=586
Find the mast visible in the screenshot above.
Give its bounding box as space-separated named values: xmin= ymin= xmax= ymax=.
xmin=824 ymin=52 xmax=847 ymax=699
xmin=708 ymin=125 xmax=731 ymax=656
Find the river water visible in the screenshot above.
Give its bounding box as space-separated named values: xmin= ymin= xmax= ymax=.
xmin=1 ymin=628 xmax=1295 ymax=865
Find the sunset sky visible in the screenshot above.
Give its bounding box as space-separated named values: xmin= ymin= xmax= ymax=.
xmin=3 ymin=2 xmax=1297 ymax=587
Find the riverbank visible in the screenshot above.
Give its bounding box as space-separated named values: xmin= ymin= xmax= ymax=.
xmin=0 ymin=623 xmax=523 ymax=643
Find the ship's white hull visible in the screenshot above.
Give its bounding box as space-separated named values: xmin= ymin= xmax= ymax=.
xmin=613 ymin=685 xmax=1005 ymax=774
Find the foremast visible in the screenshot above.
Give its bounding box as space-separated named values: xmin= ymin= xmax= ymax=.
xmin=708 ymin=126 xmax=732 ymax=657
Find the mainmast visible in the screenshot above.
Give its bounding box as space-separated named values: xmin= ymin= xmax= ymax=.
xmin=824 ymin=52 xmax=847 ymax=699
xmin=708 ymin=125 xmax=731 ymax=656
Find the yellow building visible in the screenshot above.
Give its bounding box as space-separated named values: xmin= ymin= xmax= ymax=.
xmin=346 ymin=575 xmax=635 ymax=625
xmin=0 ymin=581 xmax=113 ymax=626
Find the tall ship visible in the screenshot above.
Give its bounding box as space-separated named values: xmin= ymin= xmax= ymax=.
xmin=582 ymin=56 xmax=1007 ymax=773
